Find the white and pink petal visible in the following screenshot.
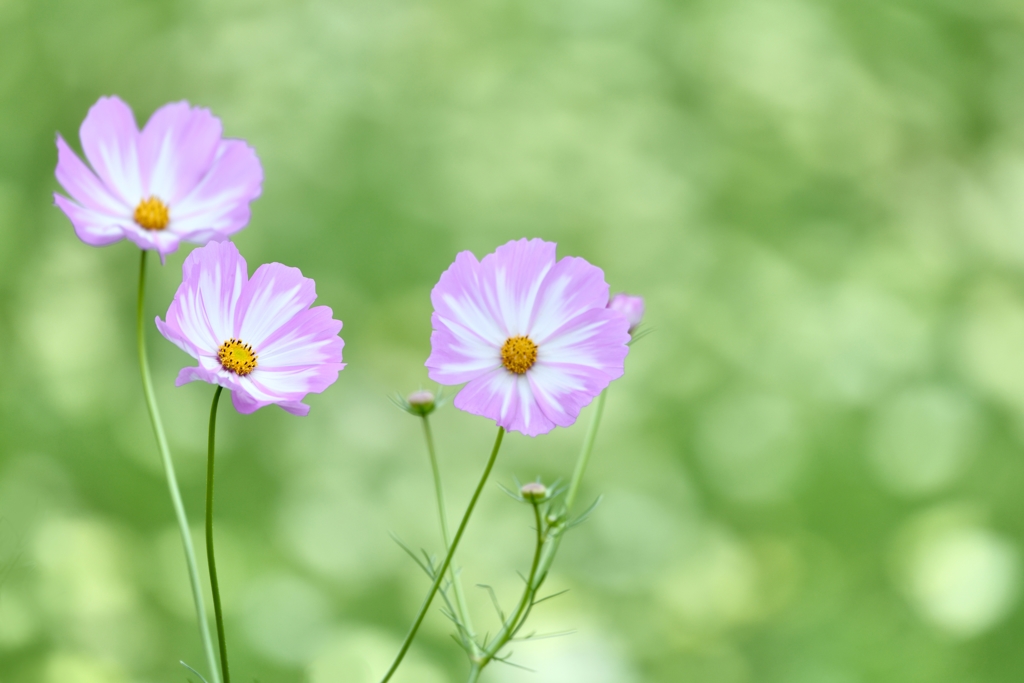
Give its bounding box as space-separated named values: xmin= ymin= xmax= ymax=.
xmin=79 ymin=96 xmax=143 ymax=206
xmin=139 ymin=102 xmax=223 ymax=205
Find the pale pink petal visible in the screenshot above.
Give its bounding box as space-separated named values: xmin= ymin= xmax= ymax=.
xmin=53 ymin=194 xmax=128 ymax=247
xmin=139 ymin=101 xmax=223 ymax=205
xmin=79 ymin=96 xmax=142 ymax=206
xmin=453 ymin=368 xmax=557 ymax=437
xmin=477 ymin=238 xmax=557 ymax=337
xmin=170 ymin=140 xmax=263 ymax=241
xmin=528 ymin=255 xmax=610 ymax=344
xmin=257 ymin=306 xmax=344 ymax=369
xmin=426 ymin=311 xmax=502 ymax=385
xmin=123 ymin=224 xmax=182 ymax=260
xmin=426 ymin=250 xmax=506 ymax=384
xmin=235 ymin=262 xmax=317 ymax=348
xmin=157 ymin=241 xmax=248 ymax=357
xmin=608 ymin=293 xmax=644 ymax=332
xmin=55 ymin=135 xmax=129 ymax=217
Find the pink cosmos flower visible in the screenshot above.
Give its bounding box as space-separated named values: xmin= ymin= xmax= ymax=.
xmin=426 ymin=238 xmax=630 ymax=437
xmin=156 ymin=241 xmax=344 ymax=416
xmin=608 ymin=293 xmax=644 ymax=333
xmin=54 ymin=96 xmax=262 ymax=259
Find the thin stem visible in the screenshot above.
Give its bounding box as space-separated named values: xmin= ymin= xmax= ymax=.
xmin=474 ymin=501 xmax=545 ymax=671
xmin=137 ymin=250 xmax=221 ymax=683
xmin=564 ymin=388 xmax=607 ymax=512
xmin=380 ymin=427 xmax=506 ymax=683
xmin=537 ymin=387 xmax=610 ymax=583
xmin=206 ymin=385 xmax=230 ymax=683
xmin=421 ymin=415 xmax=478 ymax=655
xmin=465 ymin=389 xmax=611 ymax=683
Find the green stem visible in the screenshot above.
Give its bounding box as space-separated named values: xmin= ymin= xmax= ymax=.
xmin=206 ymin=385 xmax=230 ymax=683
xmin=461 ymin=389 xmax=612 ymax=683
xmin=380 ymin=427 xmax=506 ymax=683
xmin=540 ymin=387 xmax=610 ymax=580
xmin=137 ymin=250 xmax=221 ymax=683
xmin=421 ymin=416 xmax=479 ymax=655
xmin=474 ymin=501 xmax=545 ymax=671
xmin=466 ymin=390 xmax=611 ymax=682
xmin=564 ymin=388 xmax=607 ymax=513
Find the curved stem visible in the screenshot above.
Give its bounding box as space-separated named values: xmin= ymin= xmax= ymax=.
xmin=206 ymin=385 xmax=230 ymax=683
xmin=421 ymin=416 xmax=478 ymax=655
xmin=137 ymin=250 xmax=221 ymax=683
xmin=380 ymin=427 xmax=506 ymax=683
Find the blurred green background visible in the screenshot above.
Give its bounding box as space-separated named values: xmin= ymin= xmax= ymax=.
xmin=3 ymin=0 xmax=1024 ymax=681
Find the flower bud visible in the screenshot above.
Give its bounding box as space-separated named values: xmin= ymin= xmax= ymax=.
xmin=608 ymin=293 xmax=644 ymax=333
xmin=406 ymin=390 xmax=436 ymax=416
xmin=520 ymin=482 xmax=548 ymax=501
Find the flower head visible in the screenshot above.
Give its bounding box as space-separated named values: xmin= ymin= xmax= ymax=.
xmin=426 ymin=238 xmax=629 ymax=437
xmin=608 ymin=293 xmax=644 ymax=333
xmin=54 ymin=96 xmax=263 ymax=259
xmin=156 ymin=241 xmax=344 ymax=415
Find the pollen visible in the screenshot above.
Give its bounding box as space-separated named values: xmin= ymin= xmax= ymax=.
xmin=134 ymin=196 xmax=170 ymax=230
xmin=500 ymin=335 xmax=537 ymax=375
xmin=218 ymin=338 xmax=258 ymax=376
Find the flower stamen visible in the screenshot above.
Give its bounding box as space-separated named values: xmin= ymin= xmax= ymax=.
xmin=218 ymin=338 xmax=258 ymax=376
xmin=501 ymin=336 xmax=537 ymax=375
xmin=134 ymin=196 xmax=170 ymax=230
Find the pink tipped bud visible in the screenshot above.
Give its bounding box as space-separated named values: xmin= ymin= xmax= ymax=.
xmin=406 ymin=390 xmax=436 ymax=416
xmin=608 ymin=293 xmax=644 ymax=333
xmin=520 ymin=482 xmax=548 ymax=501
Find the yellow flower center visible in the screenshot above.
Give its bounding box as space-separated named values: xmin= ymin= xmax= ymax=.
xmin=500 ymin=336 xmax=537 ymax=375
xmin=134 ymin=196 xmax=170 ymax=230
xmin=218 ymin=338 xmax=258 ymax=376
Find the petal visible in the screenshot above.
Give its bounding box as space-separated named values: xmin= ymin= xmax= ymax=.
xmin=538 ymin=307 xmax=629 ymax=378
xmin=122 ymin=223 xmax=182 ymax=259
xmin=230 ymin=388 xmax=265 ymax=414
xmin=426 ymin=311 xmax=502 ymax=385
xmin=608 ymin=293 xmax=645 ymax=330
xmin=170 ymin=139 xmax=263 ymax=242
xmin=230 ymin=388 xmax=310 ymax=416
xmin=235 ymin=262 xmax=316 ymax=348
xmin=257 ymin=306 xmax=344 ymax=369
xmin=427 ymin=249 xmax=511 ymax=384
xmin=158 ymin=241 xmax=248 ymax=356
xmin=245 ymin=306 xmax=345 ymax=401
xmin=55 ymin=135 xmax=129 ymax=216
xmin=528 ymin=255 xmax=611 ymax=344
xmin=527 ymin=361 xmax=612 ymax=429
xmin=247 ymin=360 xmax=344 ymax=402
xmin=53 ymin=194 xmax=128 ymax=247
xmin=431 ymin=250 xmax=508 ymax=346
xmin=174 ymin=365 xmax=218 ymax=387
xmin=453 ymin=368 xmax=557 ymax=437
xmin=79 ymin=96 xmax=143 ymax=206
xmin=156 ymin=315 xmax=202 ymax=359
xmin=139 ymin=101 xmax=223 ymax=205
xmin=526 ymin=306 xmax=628 ymax=427
xmin=477 ymin=238 xmax=557 ymax=337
